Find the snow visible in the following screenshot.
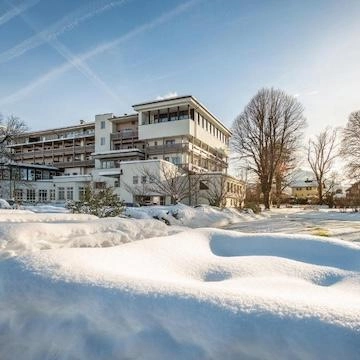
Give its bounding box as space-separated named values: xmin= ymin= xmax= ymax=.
xmin=0 ymin=206 xmax=359 ymax=359
xmin=0 ymin=198 xmax=11 ymax=209
xmin=125 ymin=203 xmax=263 ymax=227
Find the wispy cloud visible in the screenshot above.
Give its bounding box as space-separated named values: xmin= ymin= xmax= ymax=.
xmin=0 ymin=0 xmax=40 ymax=27
xmin=0 ymin=0 xmax=129 ymax=64
xmin=0 ymin=0 xmax=200 ymax=107
xmin=156 ymin=92 xmax=178 ymax=100
xmin=294 ymin=90 xmax=319 ymax=98
xmin=17 ymin=6 xmax=124 ymax=104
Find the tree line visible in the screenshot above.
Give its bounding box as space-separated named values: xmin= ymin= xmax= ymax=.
xmin=231 ymin=87 xmax=360 ymax=209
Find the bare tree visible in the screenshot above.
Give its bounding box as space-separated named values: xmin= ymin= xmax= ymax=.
xmin=231 ymin=88 xmax=306 ymax=209
xmin=340 ymin=111 xmax=360 ymax=180
xmin=0 ymin=114 xmax=28 ymax=160
xmin=307 ymin=127 xmax=338 ymax=205
xmin=199 ymin=175 xmax=231 ymax=208
xmin=123 ymin=181 xmax=151 ymax=205
xmin=141 ymin=162 xmax=202 ymax=204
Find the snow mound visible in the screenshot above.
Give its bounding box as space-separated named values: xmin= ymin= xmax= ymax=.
xmin=0 ymin=215 xmax=180 ymax=256
xmin=1 ymin=224 xmax=359 ymax=359
xmin=125 ymin=203 xmax=260 ymax=227
xmin=0 ymin=199 xmax=11 ymax=209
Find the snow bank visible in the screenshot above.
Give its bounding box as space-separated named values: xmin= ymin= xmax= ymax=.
xmin=125 ymin=203 xmax=261 ymax=227
xmin=0 ymin=198 xmax=11 ymax=209
xmin=0 ymin=216 xmax=359 ymax=359
xmin=0 ymin=214 xmax=180 ymax=256
xmin=22 ymin=204 xmax=69 ymax=213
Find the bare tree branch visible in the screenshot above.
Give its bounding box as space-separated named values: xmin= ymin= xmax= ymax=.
xmin=307 ymin=127 xmax=338 ymax=204
xmin=340 ymin=111 xmax=360 ymax=180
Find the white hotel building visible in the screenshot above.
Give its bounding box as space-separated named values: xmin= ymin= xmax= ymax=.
xmin=1 ymin=96 xmax=245 ymax=207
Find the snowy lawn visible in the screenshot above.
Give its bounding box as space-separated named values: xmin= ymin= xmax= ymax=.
xmin=0 ymin=206 xmax=359 ymax=359
xmin=226 ymin=207 xmax=360 ymax=243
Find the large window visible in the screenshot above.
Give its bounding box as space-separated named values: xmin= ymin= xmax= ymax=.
xmin=26 ymin=189 xmax=36 ymax=202
xmin=38 ymin=189 xmax=47 ymax=202
xmin=133 ymin=175 xmax=139 ymax=185
xmin=58 ymin=187 xmax=65 ymax=200
xmin=66 ymin=187 xmax=73 ymax=200
xmin=79 ymin=187 xmax=85 ymax=200
xmin=50 ymin=189 xmax=56 ymax=200
xmin=14 ymin=189 xmax=23 ymax=202
xmin=100 ymin=121 xmax=105 ymax=129
xmin=100 ymin=137 xmax=105 ymax=146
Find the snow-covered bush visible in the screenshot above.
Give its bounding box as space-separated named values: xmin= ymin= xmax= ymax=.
xmin=66 ymin=186 xmax=124 ymax=218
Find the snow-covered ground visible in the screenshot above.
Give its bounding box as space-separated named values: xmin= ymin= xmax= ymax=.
xmin=226 ymin=207 xmax=360 ymax=243
xmin=0 ymin=205 xmax=359 ymax=359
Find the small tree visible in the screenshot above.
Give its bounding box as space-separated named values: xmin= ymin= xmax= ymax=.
xmin=66 ymin=185 xmax=124 ymax=217
xmin=307 ymin=128 xmax=338 ymax=205
xmin=340 ymin=111 xmax=360 ymax=180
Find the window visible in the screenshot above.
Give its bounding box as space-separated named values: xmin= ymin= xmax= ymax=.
xmin=133 ymin=176 xmax=139 ymax=184
xmin=100 ymin=137 xmax=105 ymax=146
xmin=58 ymin=187 xmax=65 ymax=200
xmin=39 ymin=189 xmax=47 ymax=202
xmin=171 ymin=156 xmax=180 ymax=165
xmin=100 ymin=121 xmax=105 ymax=129
xmin=66 ymin=187 xmax=73 ymax=200
xmin=165 ymin=139 xmax=175 ymax=145
xmin=50 ymin=189 xmax=56 ymax=200
xmin=26 ymin=189 xmax=36 ymax=202
xmin=14 ymin=189 xmax=23 ymax=202
xmin=141 ymin=176 xmax=147 ymax=184
xmin=79 ymin=187 xmax=85 ymax=200
xmin=199 ymin=181 xmax=209 ymax=190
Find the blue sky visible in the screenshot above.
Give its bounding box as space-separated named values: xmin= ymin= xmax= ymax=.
xmin=0 ymin=0 xmax=360 ymax=134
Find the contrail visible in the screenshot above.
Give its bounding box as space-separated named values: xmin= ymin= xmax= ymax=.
xmin=15 ymin=4 xmax=125 ymax=105
xmin=0 ymin=0 xmax=200 ymax=107
xmin=0 ymin=0 xmax=129 ymax=64
xmin=0 ymin=0 xmax=40 ymax=27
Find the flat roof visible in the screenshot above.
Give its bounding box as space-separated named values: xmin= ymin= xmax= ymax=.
xmin=132 ymin=95 xmax=232 ymax=135
xmin=18 ymin=122 xmax=95 ymax=137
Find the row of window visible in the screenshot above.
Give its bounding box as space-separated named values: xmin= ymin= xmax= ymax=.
xmin=195 ymin=112 xmax=228 ymax=144
xmin=227 ymin=182 xmax=243 ymax=194
xmin=133 ymin=176 xmax=154 ymax=185
xmin=13 ymin=187 xmax=86 ymax=202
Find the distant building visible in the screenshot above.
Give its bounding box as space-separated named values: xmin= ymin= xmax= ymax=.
xmin=345 ymin=181 xmax=360 ymax=206
xmin=3 ymin=95 xmax=245 ymax=207
xmin=290 ymin=178 xmax=319 ymax=202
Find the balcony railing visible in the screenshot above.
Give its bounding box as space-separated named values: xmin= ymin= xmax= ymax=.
xmin=53 ymin=160 xmax=94 ymax=168
xmin=146 ymin=143 xmax=189 ymax=155
xmin=110 ymin=130 xmax=138 ymax=141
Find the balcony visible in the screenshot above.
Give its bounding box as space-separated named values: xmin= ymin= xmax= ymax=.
xmin=53 ymin=160 xmax=94 ymax=168
xmin=146 ymin=143 xmax=189 ymax=155
xmin=110 ymin=130 xmax=138 ymax=141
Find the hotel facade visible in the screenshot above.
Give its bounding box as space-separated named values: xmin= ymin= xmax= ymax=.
xmin=1 ymin=96 xmax=245 ymax=207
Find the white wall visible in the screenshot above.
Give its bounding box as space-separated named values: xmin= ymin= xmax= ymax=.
xmin=95 ymin=113 xmax=113 ymax=153
xmin=138 ymin=118 xmax=192 ymax=140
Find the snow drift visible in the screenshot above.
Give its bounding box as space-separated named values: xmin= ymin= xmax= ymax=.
xmin=0 ymin=211 xmax=359 ymax=359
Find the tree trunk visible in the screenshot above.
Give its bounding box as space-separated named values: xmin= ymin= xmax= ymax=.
xmin=318 ymin=184 xmax=323 ymax=205
xmin=263 ymin=189 xmax=271 ymax=209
